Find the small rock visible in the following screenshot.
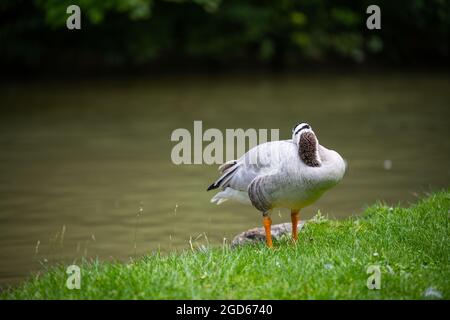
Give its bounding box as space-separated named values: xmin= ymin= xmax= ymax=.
xmin=231 ymin=221 xmax=306 ymax=247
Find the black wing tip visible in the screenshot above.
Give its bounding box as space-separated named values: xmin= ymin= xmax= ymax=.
xmin=206 ymin=183 xmax=218 ymax=191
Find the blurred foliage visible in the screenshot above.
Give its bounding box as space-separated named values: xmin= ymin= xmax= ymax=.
xmin=0 ymin=0 xmax=448 ymax=71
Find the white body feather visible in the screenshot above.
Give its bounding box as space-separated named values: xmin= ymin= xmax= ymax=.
xmin=210 ymin=139 xmax=346 ymax=210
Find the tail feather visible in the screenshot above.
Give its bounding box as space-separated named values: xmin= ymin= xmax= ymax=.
xmin=211 ymin=192 xmax=229 ymax=205
xmin=211 ymin=188 xmax=251 ymax=205
xmin=207 ymin=163 xmax=238 ymax=191
xmin=218 ymin=160 xmax=237 ymax=173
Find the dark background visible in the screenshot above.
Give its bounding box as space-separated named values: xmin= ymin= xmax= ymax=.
xmin=1 ymin=0 xmax=448 ymax=75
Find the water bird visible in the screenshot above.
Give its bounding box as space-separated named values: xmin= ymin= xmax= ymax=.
xmin=207 ymin=122 xmax=346 ymax=247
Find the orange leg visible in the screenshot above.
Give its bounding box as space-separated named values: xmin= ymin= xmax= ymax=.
xmin=291 ymin=209 xmax=300 ymax=242
xmin=263 ymin=216 xmax=273 ymax=248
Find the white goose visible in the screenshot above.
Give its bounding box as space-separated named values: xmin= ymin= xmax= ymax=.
xmin=207 ymin=122 xmax=346 ymax=247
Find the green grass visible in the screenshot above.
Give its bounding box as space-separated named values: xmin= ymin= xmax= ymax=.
xmin=2 ymin=191 xmax=449 ymax=299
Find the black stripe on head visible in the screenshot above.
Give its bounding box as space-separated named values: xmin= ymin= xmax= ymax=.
xmin=293 ymin=123 xmax=311 ymax=135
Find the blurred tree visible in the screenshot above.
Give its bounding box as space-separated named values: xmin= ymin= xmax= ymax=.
xmin=0 ymin=0 xmax=448 ymax=71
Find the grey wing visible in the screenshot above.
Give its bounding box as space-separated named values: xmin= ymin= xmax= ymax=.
xmin=247 ymin=175 xmax=277 ymax=213
xmin=207 ymin=140 xmax=293 ymax=192
xmin=222 ymin=140 xmax=291 ymax=191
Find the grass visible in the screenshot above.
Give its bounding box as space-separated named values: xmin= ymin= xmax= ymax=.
xmin=2 ymin=190 xmax=449 ymax=299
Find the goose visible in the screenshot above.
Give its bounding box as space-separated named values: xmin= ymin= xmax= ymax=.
xmin=207 ymin=122 xmax=346 ymax=247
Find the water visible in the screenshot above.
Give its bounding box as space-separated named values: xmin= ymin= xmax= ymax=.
xmin=0 ymin=73 xmax=449 ymax=286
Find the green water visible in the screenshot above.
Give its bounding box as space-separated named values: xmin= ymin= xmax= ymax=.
xmin=0 ymin=73 xmax=449 ymax=286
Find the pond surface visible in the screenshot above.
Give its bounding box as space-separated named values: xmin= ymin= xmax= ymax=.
xmin=0 ymin=73 xmax=449 ymax=286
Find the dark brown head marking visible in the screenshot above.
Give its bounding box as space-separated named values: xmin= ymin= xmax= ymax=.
xmin=299 ymin=131 xmax=321 ymax=167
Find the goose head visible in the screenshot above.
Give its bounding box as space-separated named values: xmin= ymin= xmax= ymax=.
xmin=291 ymin=122 xmax=322 ymax=167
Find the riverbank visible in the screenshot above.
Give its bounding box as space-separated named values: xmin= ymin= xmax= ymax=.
xmin=2 ymin=190 xmax=449 ymax=299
